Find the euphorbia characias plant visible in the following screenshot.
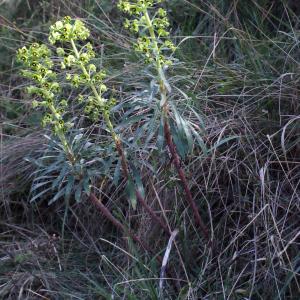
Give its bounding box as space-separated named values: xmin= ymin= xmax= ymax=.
xmin=16 ymin=16 xmax=170 ymax=247
xmin=118 ymin=0 xmax=210 ymax=241
xmin=48 ymin=16 xmax=170 ymax=235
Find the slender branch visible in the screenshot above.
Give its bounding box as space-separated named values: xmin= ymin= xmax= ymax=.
xmin=89 ymin=192 xmax=151 ymax=251
xmin=162 ymin=104 xmax=209 ymax=241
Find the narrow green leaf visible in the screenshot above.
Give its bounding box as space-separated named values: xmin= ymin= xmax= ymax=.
xmin=75 ymin=183 xmax=83 ymax=203
xmin=131 ymin=165 xmax=145 ymax=199
xmin=30 ymin=179 xmax=54 ymax=192
xmin=125 ymin=178 xmax=137 ymax=210
xmin=208 ymin=135 xmax=239 ymax=153
xmin=115 ymin=115 xmax=148 ymax=131
xmin=83 ymin=176 xmax=91 ymax=195
xmin=113 ymin=159 xmax=121 ymax=186
xmin=170 ymin=103 xmax=193 ymax=152
xmin=156 ymin=116 xmax=165 ymax=151
xmin=52 ymin=164 xmax=68 ymax=189
xmin=170 ymin=121 xmax=188 ymax=158
xmin=189 ymin=106 xmax=206 ymax=131
xmin=30 ymin=186 xmax=53 ymax=203
xmin=65 ymin=175 xmax=75 ymax=200
xmin=144 ymin=107 xmax=160 ymax=147
xmin=181 ymin=118 xmax=193 ymax=152
xmin=48 ymin=187 xmax=66 ymax=205
xmin=189 ymin=126 xmax=208 ymax=156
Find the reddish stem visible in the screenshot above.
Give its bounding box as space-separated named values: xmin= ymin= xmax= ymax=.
xmin=163 ymin=112 xmax=209 ymax=241
xmin=89 ymin=192 xmax=151 ymax=252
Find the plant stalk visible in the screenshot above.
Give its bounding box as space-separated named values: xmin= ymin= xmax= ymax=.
xmin=89 ymin=192 xmax=151 ymax=251
xmin=143 ymin=10 xmax=209 ymax=241
xmin=162 ymin=103 xmax=209 ymax=241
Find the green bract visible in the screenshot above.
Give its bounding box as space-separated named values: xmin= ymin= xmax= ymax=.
xmin=49 ymin=16 xmax=90 ymax=44
xmin=118 ymin=0 xmax=175 ymax=66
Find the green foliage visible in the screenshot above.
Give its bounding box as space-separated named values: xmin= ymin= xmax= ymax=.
xmin=28 ymin=133 xmax=103 ymax=204
xmin=15 ymin=16 xmax=123 ymax=205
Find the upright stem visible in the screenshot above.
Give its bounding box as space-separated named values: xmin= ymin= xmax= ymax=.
xmin=70 ymin=39 xmax=170 ymax=235
xmin=143 ymin=10 xmax=209 ymax=242
xmin=48 ymin=103 xmax=76 ymax=164
xmin=162 ymin=102 xmax=209 ymax=241
xmin=144 ymin=11 xmax=162 ymax=72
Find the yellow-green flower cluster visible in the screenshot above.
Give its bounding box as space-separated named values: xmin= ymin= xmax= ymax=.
xmin=59 ymin=42 xmax=95 ymax=71
xmin=59 ymin=44 xmax=97 ymax=88
xmin=118 ymin=0 xmax=162 ymax=15
xmin=81 ymin=69 xmax=109 ymax=121
xmin=49 ymin=16 xmax=90 ymax=45
xmin=85 ymin=96 xmax=116 ymax=121
xmin=118 ymin=0 xmax=176 ymax=66
xmin=16 ymin=43 xmax=69 ymax=135
xmin=51 ymin=17 xmax=113 ymax=121
xmin=49 ymin=17 xmax=95 ymax=86
xmin=17 ymin=43 xmax=52 ymax=69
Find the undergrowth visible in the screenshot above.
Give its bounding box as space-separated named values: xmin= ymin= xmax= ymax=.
xmin=1 ymin=0 xmax=299 ymax=299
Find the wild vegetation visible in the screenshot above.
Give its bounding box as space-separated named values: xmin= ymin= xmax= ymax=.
xmin=0 ymin=0 xmax=299 ymax=299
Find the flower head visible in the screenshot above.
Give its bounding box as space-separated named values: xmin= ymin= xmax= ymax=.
xmin=16 ymin=42 xmax=69 ymax=135
xmin=118 ymin=0 xmax=175 ymax=67
xmin=49 ymin=16 xmax=90 ymax=44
